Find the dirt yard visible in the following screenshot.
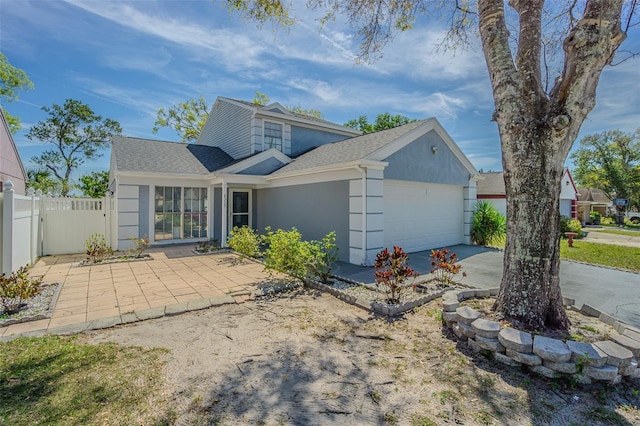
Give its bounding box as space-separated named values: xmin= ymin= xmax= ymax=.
xmin=84 ymin=289 xmax=640 ymax=425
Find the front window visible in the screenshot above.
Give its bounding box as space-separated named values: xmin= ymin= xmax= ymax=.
xmin=264 ymin=121 xmax=283 ymax=151
xmin=154 ymin=186 xmax=207 ymax=240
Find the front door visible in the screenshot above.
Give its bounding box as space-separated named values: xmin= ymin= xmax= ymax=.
xmin=230 ymin=189 xmax=251 ymax=230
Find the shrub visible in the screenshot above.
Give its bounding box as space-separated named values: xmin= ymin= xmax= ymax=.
xmin=0 ymin=266 xmax=42 ymax=314
xmin=227 ymin=226 xmax=262 ymax=258
xmin=262 ymin=228 xmax=339 ymax=282
xmin=85 ymin=233 xmax=114 ymax=263
xmin=262 ymin=227 xmax=307 ymax=278
xmin=430 ymin=248 xmax=466 ymax=287
xmin=471 ymin=201 xmax=506 ymax=246
xmin=126 ymin=234 xmax=150 ymax=258
xmin=306 ymin=231 xmax=339 ymax=284
xmin=559 ymin=216 xmax=583 ymax=238
xmin=373 ymin=246 xmax=418 ymax=305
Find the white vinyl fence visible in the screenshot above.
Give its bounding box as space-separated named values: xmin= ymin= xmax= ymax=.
xmin=0 ymin=181 xmax=116 ymax=274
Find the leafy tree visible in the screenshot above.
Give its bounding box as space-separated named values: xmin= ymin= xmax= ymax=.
xmin=152 ymin=96 xmax=209 ymax=143
xmin=78 ymin=171 xmax=110 ymax=198
xmin=571 ymin=129 xmax=640 ymax=209
xmin=0 ymin=52 xmax=34 ymax=133
xmin=345 ymin=113 xmax=418 ymax=134
xmin=26 ymin=169 xmax=60 ymax=195
xmin=226 ymin=0 xmax=635 ymax=329
xmin=252 ymin=91 xmax=270 ymax=106
xmin=27 ymin=99 xmax=121 ymax=196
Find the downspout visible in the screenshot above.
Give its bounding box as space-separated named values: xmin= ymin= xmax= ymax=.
xmin=221 ymin=179 xmax=228 ymax=247
xmin=355 ymin=165 xmax=367 ymax=265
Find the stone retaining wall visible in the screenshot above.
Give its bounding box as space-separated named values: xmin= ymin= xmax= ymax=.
xmin=442 ymin=289 xmax=640 ymax=385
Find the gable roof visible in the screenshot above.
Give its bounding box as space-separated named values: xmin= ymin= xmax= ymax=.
xmin=477 ymin=172 xmax=505 ymax=196
xmin=577 ymin=187 xmax=612 ymax=204
xmin=216 ymin=96 xmax=360 ymax=134
xmin=271 ymin=120 xmax=426 ymax=176
xmin=112 ymin=136 xmax=234 ymax=175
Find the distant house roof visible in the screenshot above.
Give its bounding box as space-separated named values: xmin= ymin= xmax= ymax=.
xmin=112 ymin=136 xmax=234 ymax=175
xmin=271 ymin=120 xmax=426 ymax=176
xmin=577 ymin=187 xmax=612 ymax=204
xmin=477 ymin=172 xmax=505 ymax=196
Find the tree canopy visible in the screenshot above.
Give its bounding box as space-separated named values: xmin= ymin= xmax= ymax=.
xmin=27 ymin=99 xmax=121 ymax=196
xmin=78 ymin=170 xmax=110 ymax=198
xmin=571 ymin=129 xmax=640 ymax=209
xmin=26 ymin=169 xmax=60 ymax=195
xmin=226 ymin=0 xmax=636 ymax=330
xmin=344 ymin=113 xmax=418 ymax=134
xmin=153 ymin=96 xmax=209 ymax=143
xmin=253 ymin=91 xmax=324 ymax=119
xmin=0 ymin=52 xmax=34 ymax=133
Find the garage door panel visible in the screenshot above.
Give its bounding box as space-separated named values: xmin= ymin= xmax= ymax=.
xmin=383 ymin=181 xmax=463 ymax=253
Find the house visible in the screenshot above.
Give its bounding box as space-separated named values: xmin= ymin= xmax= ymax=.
xmin=110 ymin=96 xmax=480 ymax=265
xmin=0 ymin=108 xmax=27 ymax=194
xmin=577 ymin=187 xmax=612 ymax=224
xmin=477 ymin=169 xmax=578 ymax=218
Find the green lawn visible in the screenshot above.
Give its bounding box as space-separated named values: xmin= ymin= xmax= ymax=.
xmin=592 ymin=229 xmax=640 ymax=237
xmin=0 ymin=336 xmax=174 ymax=426
xmin=560 ymin=239 xmax=640 ymax=272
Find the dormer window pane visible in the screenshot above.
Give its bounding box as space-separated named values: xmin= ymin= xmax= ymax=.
xmin=264 ymin=121 xmax=283 ymax=151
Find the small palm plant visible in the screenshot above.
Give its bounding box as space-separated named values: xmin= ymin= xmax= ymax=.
xmin=471 ymin=201 xmax=506 ymax=246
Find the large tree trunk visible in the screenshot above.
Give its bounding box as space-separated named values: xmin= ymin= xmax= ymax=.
xmin=478 ymin=0 xmax=626 ymax=330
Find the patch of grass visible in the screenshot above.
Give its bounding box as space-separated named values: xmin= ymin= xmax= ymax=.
xmin=559 ymin=240 xmax=640 ymax=272
xmin=586 ymin=406 xmax=628 ymax=424
xmin=596 ymin=229 xmax=640 ymax=237
xmin=0 ymin=335 xmax=171 ymax=426
xmin=433 ymin=389 xmax=459 ymax=404
xmin=409 ymin=413 xmax=437 ymax=426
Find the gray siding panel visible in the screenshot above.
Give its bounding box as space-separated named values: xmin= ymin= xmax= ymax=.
xmin=384 ymin=130 xmax=471 ymax=186
xmin=290 ymin=125 xmax=349 ymax=157
xmin=213 ymin=188 xmax=222 ymax=242
xmin=199 ymin=101 xmax=253 ymax=159
xmin=256 ymin=181 xmax=350 ymax=262
xmin=139 ymin=185 xmax=149 ymax=238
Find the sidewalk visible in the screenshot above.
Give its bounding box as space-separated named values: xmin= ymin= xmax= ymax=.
xmin=1 ymin=247 xmax=283 ymax=339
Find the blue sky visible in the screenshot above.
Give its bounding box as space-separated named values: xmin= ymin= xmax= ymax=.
xmin=2 ymin=0 xmax=639 ymax=183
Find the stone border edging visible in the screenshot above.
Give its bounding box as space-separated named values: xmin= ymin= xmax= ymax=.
xmin=305 ymin=278 xmax=448 ymax=317
xmin=74 ymin=254 xmax=154 ymax=268
xmin=0 ymin=282 xmax=63 ymax=327
xmin=441 ymin=289 xmax=640 ymax=385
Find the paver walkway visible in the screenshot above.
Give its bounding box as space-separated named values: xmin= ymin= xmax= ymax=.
xmin=1 ymin=247 xmax=282 ymax=339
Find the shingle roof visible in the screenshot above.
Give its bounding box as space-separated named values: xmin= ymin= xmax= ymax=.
xmin=271 ymin=120 xmax=427 ymax=175
xmin=477 ymin=172 xmax=505 ymax=195
xmin=112 ymin=136 xmax=234 ymax=175
xmin=577 ymin=187 xmax=612 ymax=204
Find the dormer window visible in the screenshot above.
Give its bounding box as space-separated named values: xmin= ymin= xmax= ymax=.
xmin=263 ymin=121 xmax=283 ymax=151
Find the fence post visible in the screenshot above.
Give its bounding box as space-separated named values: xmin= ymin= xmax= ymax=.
xmin=2 ymin=181 xmax=15 ymax=275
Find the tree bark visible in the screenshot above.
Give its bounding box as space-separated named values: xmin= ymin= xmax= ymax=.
xmin=478 ymin=0 xmax=626 ymax=330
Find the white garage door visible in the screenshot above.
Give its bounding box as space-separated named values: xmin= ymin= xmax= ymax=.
xmin=383 ymin=180 xmax=464 ymax=253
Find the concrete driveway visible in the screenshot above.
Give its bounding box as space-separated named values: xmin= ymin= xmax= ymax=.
xmin=335 ymin=244 xmax=640 ymax=329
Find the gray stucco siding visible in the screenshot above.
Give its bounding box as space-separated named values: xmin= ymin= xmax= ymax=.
xmin=384 ymin=130 xmax=470 ymax=186
xmin=239 ymin=157 xmax=285 ymax=175
xmin=290 ymin=125 xmax=349 ymax=157
xmin=256 ymin=181 xmax=350 ymax=262
xmin=213 ymin=188 xmax=222 ymax=242
xmin=138 ymin=185 xmax=150 ymax=238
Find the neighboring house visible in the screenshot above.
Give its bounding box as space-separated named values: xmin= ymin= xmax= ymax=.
xmin=0 ymin=108 xmax=27 ymax=194
xmin=477 ymin=169 xmax=578 ymax=219
xmin=110 ymin=96 xmax=480 ymax=265
xmin=577 ymin=187 xmax=612 ymax=223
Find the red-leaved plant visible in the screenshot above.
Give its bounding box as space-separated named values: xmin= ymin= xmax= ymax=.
xmin=430 ymin=248 xmax=466 ymax=287
xmin=374 ymin=246 xmax=418 ymax=305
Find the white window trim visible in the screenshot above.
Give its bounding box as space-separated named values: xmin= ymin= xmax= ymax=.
xmin=262 ymin=120 xmax=283 ymax=152
xmin=151 ymin=185 xmax=209 ymax=242
xmin=228 ymin=188 xmax=253 ymax=231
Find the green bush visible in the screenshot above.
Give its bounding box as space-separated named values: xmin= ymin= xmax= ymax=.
xmin=227 ymin=226 xmax=262 ymax=258
xmin=601 ymin=216 xmax=615 ymax=225
xmin=471 ymin=201 xmax=506 ymax=246
xmin=85 ymin=233 xmax=114 ymax=263
xmin=262 ymin=227 xmax=338 ymax=281
xmin=559 ymin=216 xmax=583 ymax=238
xmin=126 ymin=234 xmax=150 ymax=258
xmin=0 ymin=266 xmax=42 ymax=314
